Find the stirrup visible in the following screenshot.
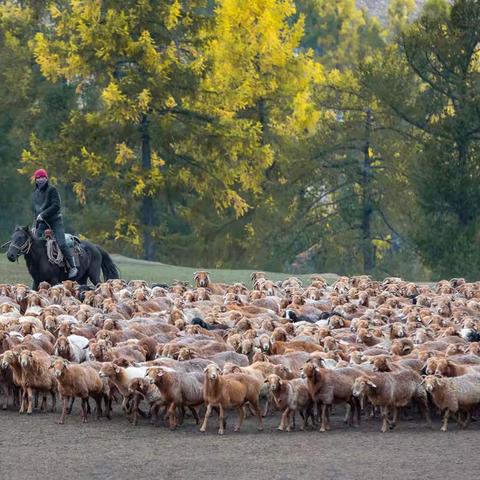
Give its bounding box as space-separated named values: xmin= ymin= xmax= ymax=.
xmin=68 ymin=267 xmax=78 ymax=279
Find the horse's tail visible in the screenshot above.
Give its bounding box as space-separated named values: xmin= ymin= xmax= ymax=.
xmin=98 ymin=247 xmax=120 ymax=281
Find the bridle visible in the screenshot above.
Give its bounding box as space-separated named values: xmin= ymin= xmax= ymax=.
xmin=7 ymin=236 xmax=32 ymax=257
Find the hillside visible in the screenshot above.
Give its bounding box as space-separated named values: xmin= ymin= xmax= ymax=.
xmin=0 ymin=253 xmax=339 ymax=286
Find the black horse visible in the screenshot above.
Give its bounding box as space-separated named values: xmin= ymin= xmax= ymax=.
xmin=5 ymin=226 xmax=119 ymax=289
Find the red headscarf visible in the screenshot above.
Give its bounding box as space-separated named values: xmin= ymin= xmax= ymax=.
xmin=34 ymin=169 xmax=48 ymax=180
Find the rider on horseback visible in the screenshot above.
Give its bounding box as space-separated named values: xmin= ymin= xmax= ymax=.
xmin=33 ymin=169 xmax=78 ymax=279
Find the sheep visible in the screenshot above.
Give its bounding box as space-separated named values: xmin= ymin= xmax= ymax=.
xmin=126 ymin=377 xmax=164 ymax=426
xmin=19 ymin=349 xmax=57 ymax=414
xmin=146 ymin=366 xmax=204 ymax=429
xmin=432 ymin=358 xmax=480 ymax=377
xmin=352 ymin=370 xmax=431 ymax=432
xmin=50 ymin=357 xmax=105 ymax=424
xmin=267 ymin=374 xmax=314 ymax=431
xmin=200 ymin=363 xmax=263 ymax=435
xmin=302 ymin=362 xmax=362 ymax=432
xmin=54 ymin=334 xmax=89 ymax=363
xmin=98 ymin=362 xmax=148 ymax=396
xmin=423 ymin=374 xmax=480 ymax=431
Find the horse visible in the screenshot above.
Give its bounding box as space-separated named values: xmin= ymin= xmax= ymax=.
xmin=5 ymin=226 xmax=120 ymax=290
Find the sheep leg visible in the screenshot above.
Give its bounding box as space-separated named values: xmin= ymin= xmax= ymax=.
xmin=234 ymin=406 xmax=245 ymax=432
xmin=287 ymin=409 xmax=295 ymax=432
xmin=40 ymin=394 xmax=47 ymax=413
xmin=26 ymin=387 xmax=33 ymax=415
xmin=380 ymin=406 xmax=389 ymax=433
xmin=344 ymin=403 xmax=351 ymax=424
xmin=319 ymin=404 xmax=328 ymax=432
xmin=200 ymin=403 xmax=212 ymax=432
xmin=441 ymin=409 xmax=450 ymax=432
xmin=50 ymin=391 xmax=56 ymax=413
xmin=390 ymin=407 xmax=398 ymax=429
xmin=104 ymin=395 xmax=112 ymax=420
xmin=1 ymin=384 xmax=7 ymax=410
xmin=95 ymin=396 xmax=102 ymax=420
xmin=177 ymin=406 xmax=186 ymax=426
xmin=278 ymin=407 xmax=290 ymax=431
xmin=218 ymin=404 xmax=226 ymax=435
xmin=167 ymin=402 xmax=177 ymax=430
xmin=262 ymin=398 xmax=269 ymax=417
xmin=189 ymin=406 xmax=200 ymax=425
xmin=418 ymin=396 xmax=432 ymax=428
xmin=326 ymin=405 xmax=332 ymax=430
xmin=250 ymin=399 xmax=264 ymax=431
xmin=58 ymin=396 xmax=69 ymax=424
xmin=81 ymin=398 xmax=88 ymax=423
xmin=67 ymin=397 xmax=75 ymax=414
xmin=19 ymin=388 xmax=27 ymax=414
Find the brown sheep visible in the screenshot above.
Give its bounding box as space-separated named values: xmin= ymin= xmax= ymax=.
xmin=352 ymin=370 xmax=430 ymax=432
xmin=302 ymin=362 xmax=362 ymax=432
xmin=424 ymin=374 xmax=480 ymax=431
xmin=267 ymin=374 xmax=314 ymax=431
xmin=200 ymin=364 xmax=263 ymax=435
xmin=19 ymin=349 xmax=57 ymax=414
xmin=50 ymin=357 xmax=105 ymax=424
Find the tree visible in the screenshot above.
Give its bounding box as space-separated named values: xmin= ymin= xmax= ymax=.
xmin=25 ymin=0 xmax=274 ymax=260
xmin=363 ymin=0 xmax=480 ymax=278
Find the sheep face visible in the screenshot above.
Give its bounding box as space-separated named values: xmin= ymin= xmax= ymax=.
xmin=352 ymin=377 xmax=376 ymax=397
xmin=205 ymin=364 xmax=221 ymax=381
xmin=194 ymin=272 xmax=211 ymax=288
xmin=50 ymin=358 xmax=68 ymax=377
xmin=267 ymin=374 xmax=282 ymax=392
xmin=19 ymin=350 xmax=33 ymax=368
xmin=1 ymin=350 xmax=16 ymax=368
xmin=423 ymin=376 xmax=441 ymax=393
xmin=99 ymin=362 xmax=119 ymax=379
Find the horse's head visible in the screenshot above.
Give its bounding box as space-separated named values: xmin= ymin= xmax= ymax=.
xmin=6 ymin=227 xmax=33 ymax=262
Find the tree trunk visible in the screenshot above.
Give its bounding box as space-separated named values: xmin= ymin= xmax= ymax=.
xmin=140 ymin=113 xmax=155 ymax=261
xmin=361 ymin=108 xmax=374 ymax=273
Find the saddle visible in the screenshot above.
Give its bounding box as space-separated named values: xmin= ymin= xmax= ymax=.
xmin=44 ymin=229 xmax=82 ymax=268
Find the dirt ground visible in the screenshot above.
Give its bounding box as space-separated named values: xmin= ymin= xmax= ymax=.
xmin=0 ymin=404 xmax=476 ymax=480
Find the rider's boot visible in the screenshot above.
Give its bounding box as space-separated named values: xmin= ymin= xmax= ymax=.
xmin=67 ymin=253 xmax=78 ymax=279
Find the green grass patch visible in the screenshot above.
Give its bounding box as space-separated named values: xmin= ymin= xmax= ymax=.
xmin=0 ymin=253 xmax=339 ymax=287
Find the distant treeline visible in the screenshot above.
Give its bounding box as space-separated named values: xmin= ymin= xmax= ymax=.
xmin=1 ymin=0 xmax=479 ymax=280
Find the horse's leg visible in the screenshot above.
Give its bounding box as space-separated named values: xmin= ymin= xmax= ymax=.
xmin=88 ymin=269 xmax=101 ymax=286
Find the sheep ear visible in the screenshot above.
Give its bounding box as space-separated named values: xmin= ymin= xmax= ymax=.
xmin=114 ymin=365 xmax=120 ymax=373
xmin=366 ymin=380 xmax=377 ymax=388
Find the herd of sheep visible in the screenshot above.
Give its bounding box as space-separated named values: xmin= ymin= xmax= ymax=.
xmin=0 ymin=271 xmax=480 ymax=434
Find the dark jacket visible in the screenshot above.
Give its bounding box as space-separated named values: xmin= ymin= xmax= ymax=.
xmin=33 ymin=182 xmax=61 ymax=223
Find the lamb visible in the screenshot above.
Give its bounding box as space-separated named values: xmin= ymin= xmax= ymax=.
xmin=126 ymin=377 xmax=164 ymax=426
xmin=200 ymin=363 xmax=263 ymax=435
xmin=267 ymin=374 xmax=314 ymax=431
xmin=423 ymin=374 xmax=480 ymax=431
xmin=50 ymin=357 xmax=105 ymax=424
xmin=352 ymin=370 xmax=431 ymax=432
